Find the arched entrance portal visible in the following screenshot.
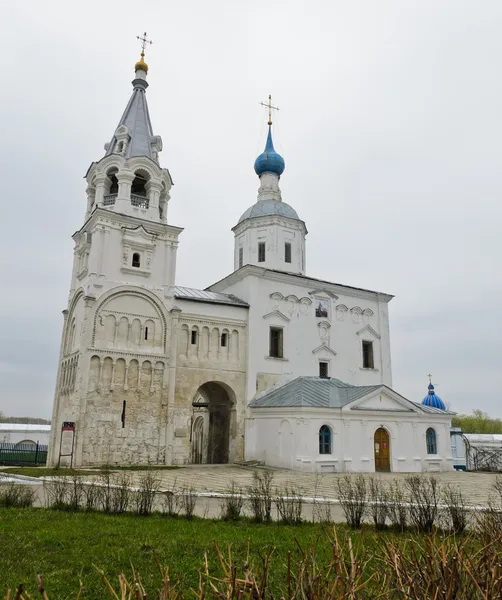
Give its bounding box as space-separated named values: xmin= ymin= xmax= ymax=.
xmin=374 ymin=427 xmax=391 ymax=472
xmin=191 ymin=417 xmax=204 ymax=464
xmin=191 ymin=382 xmax=234 ymax=464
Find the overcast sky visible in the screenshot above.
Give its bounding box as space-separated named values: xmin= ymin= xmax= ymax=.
xmin=1 ymin=1 xmax=501 ymax=419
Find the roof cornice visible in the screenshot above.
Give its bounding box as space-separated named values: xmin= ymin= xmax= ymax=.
xmin=208 ymin=265 xmax=394 ymax=302
xmin=73 ymin=207 xmax=184 ymax=239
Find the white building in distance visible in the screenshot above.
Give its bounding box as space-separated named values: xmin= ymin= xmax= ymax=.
xmin=48 ymin=48 xmax=453 ymax=473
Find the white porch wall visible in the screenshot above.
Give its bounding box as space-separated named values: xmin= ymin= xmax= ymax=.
xmin=245 ymin=409 xmax=453 ymax=473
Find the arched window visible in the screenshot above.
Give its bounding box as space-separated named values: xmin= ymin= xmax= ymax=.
xmin=426 ymin=427 xmax=437 ymax=455
xmin=319 ymin=425 xmax=332 ymax=455
xmin=131 ymin=172 xmax=148 ymax=197
xmin=106 ymin=167 xmax=119 ymax=195
xmin=132 ymin=252 xmax=141 ymax=268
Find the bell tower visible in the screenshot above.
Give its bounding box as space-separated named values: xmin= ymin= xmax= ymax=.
xmin=48 ymin=39 xmax=183 ymax=468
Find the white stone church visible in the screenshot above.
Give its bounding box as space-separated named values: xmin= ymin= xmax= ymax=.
xmin=48 ymin=50 xmax=453 ymax=473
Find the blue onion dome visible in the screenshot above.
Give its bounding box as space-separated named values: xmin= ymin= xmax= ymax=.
xmin=422 ymin=382 xmax=446 ymax=410
xmin=254 ymin=126 xmax=285 ymax=177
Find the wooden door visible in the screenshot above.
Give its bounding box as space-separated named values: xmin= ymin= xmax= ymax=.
xmin=374 ymin=427 xmax=390 ymax=472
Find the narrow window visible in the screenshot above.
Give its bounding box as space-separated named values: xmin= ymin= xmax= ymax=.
xmin=258 ymin=242 xmax=266 ymax=262
xmin=426 ymin=428 xmax=437 ymax=454
xmin=269 ymin=327 xmax=283 ymax=358
xmin=285 ymin=242 xmax=292 ymax=263
xmin=362 ymin=341 xmax=374 ymax=369
xmin=121 ymin=400 xmax=126 ymax=428
xmin=132 ymin=252 xmax=141 ymax=268
xmin=319 ymin=425 xmax=332 ymax=454
xmin=191 ymin=329 xmax=197 ymax=345
xmin=144 ymin=327 xmax=148 ymax=341
xmin=221 ymin=332 xmax=227 ymax=347
xmin=239 ymin=247 xmax=243 ymax=268
xmin=319 ymin=361 xmax=329 ymax=378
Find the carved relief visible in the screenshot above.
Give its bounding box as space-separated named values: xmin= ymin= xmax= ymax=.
xmin=269 ymin=292 xmax=312 ymax=318
xmin=336 ymin=304 xmax=348 ymax=321
xmin=317 ymin=320 xmax=330 ymax=342
xmin=362 ymin=308 xmax=374 ymax=324
xmin=350 ymin=307 xmax=363 ymax=324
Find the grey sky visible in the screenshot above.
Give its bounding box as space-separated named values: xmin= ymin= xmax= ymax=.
xmin=1 ymin=1 xmax=500 ymax=418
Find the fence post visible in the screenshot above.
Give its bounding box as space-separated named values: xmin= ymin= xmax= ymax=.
xmin=35 ymin=442 xmax=39 ymax=466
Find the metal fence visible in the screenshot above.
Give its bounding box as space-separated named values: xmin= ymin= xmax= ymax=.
xmin=0 ymin=442 xmax=48 ymax=466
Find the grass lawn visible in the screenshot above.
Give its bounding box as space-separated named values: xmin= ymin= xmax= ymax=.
xmin=0 ymin=508 xmax=367 ymax=597
xmin=0 ymin=465 xmax=179 ymax=478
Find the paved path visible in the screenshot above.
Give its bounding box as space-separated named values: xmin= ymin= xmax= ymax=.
xmin=122 ymin=466 xmax=500 ymax=507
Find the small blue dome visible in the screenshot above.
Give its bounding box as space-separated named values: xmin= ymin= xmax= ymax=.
xmin=422 ymin=382 xmax=446 ymax=411
xmin=254 ymin=126 xmax=285 ymax=176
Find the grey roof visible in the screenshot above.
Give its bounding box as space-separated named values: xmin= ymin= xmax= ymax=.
xmin=415 ymin=403 xmax=455 ymax=415
xmin=237 ymin=199 xmax=300 ymax=224
xmin=249 ymin=377 xmax=383 ymax=409
xmin=249 ymin=377 xmax=454 ymax=414
xmin=105 ymin=78 xmax=157 ymax=162
xmin=174 ymin=286 xmax=249 ymax=307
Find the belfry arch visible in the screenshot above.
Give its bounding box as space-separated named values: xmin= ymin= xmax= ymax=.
xmin=190 ymin=382 xmax=235 ymax=464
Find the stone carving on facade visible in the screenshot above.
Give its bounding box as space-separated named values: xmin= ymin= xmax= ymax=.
xmin=350 ymin=307 xmax=363 ymax=324
xmin=362 ymin=308 xmax=374 ymax=324
xmin=317 ymin=320 xmax=330 ymax=342
xmin=269 ymin=292 xmax=313 ymax=319
xmin=336 ymin=304 xmax=348 ymax=321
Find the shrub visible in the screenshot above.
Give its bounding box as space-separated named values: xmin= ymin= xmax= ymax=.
xmin=110 ymin=472 xmax=132 ymax=514
xmin=336 ymin=474 xmax=367 ymax=529
xmin=275 ymin=482 xmax=304 ymax=525
xmin=405 ymin=475 xmax=441 ymax=533
xmin=368 ymin=476 xmax=388 ymax=530
xmin=220 ymin=480 xmax=244 ymax=521
xmin=387 ymin=479 xmax=408 ymax=532
xmin=312 ymin=474 xmax=332 ymax=524
xmin=98 ymin=468 xmax=114 ymax=514
xmin=83 ymin=481 xmax=101 ymax=512
xmin=442 ymin=483 xmax=469 ymax=534
xmin=134 ymin=473 xmax=161 ymax=516
xmin=247 ymin=470 xmax=274 ymax=523
xmin=162 ymin=478 xmax=181 ymax=518
xmin=180 ymin=485 xmax=197 ymax=520
xmin=67 ymin=475 xmax=84 ymax=511
xmin=0 ymin=483 xmax=36 ymax=508
xmin=44 ymin=478 xmax=70 ymax=510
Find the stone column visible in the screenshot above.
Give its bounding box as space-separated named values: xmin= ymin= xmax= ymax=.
xmin=94 ymin=175 xmax=107 ymax=207
xmin=146 ymin=180 xmax=162 ymax=210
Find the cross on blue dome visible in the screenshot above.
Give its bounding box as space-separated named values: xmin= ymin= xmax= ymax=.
xmin=421 ymin=380 xmax=446 ymax=411
xmin=254 ymin=125 xmax=285 ymax=177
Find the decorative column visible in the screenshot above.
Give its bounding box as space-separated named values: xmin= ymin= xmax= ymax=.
xmin=146 ymin=180 xmax=162 ymax=211
xmin=94 ymin=175 xmax=107 ymax=207
xmin=117 ymin=170 xmax=134 ymax=199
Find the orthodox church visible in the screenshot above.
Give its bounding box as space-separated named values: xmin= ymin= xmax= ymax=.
xmin=48 ymin=47 xmax=453 ymax=473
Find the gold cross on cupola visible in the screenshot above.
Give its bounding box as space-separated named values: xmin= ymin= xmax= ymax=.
xmin=428 ymin=373 xmax=433 ymax=384
xmin=260 ymin=94 xmax=280 ymax=126
xmin=135 ymin=32 xmax=153 ymax=73
xmin=137 ymin=31 xmax=153 ymax=52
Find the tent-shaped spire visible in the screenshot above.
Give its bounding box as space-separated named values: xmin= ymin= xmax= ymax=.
xmin=104 ymin=44 xmax=162 ymax=163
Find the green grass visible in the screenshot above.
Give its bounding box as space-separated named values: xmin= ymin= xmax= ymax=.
xmin=0 ymin=468 xmax=98 ymax=478
xmin=0 ymin=508 xmax=365 ymax=597
xmin=0 ymin=465 xmax=179 ymax=478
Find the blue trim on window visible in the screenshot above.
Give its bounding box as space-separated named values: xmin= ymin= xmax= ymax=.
xmin=426 ymin=427 xmax=437 ymax=454
xmin=319 ymin=425 xmax=332 ymax=455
